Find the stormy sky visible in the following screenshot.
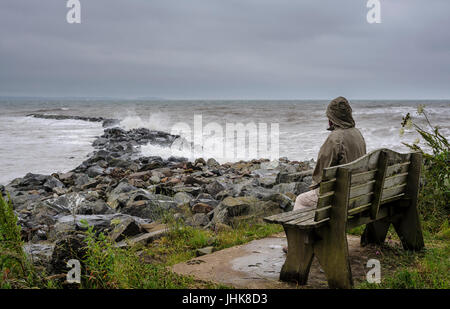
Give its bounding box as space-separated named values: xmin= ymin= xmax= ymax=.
xmin=1 ymin=0 xmax=449 ymax=99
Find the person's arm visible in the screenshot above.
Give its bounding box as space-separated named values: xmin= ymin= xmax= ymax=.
xmin=310 ymin=133 xmax=341 ymax=189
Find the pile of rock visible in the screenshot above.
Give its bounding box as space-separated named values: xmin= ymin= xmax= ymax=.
xmin=2 ymin=116 xmax=315 ymax=275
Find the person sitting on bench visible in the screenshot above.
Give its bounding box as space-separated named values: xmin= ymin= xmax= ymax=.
xmin=294 ymin=97 xmax=367 ymax=211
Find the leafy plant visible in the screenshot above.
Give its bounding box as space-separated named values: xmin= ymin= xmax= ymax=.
xmin=0 ymin=194 xmax=27 ymax=284
xmin=401 ymin=105 xmax=449 ymax=232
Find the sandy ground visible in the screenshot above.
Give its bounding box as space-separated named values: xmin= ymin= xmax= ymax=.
xmin=172 ymin=233 xmax=383 ymax=289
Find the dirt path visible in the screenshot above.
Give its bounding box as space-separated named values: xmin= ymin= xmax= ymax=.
xmin=172 ymin=233 xmax=383 ymax=289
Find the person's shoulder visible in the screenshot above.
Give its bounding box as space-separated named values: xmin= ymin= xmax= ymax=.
xmin=324 ymin=129 xmax=344 ymax=145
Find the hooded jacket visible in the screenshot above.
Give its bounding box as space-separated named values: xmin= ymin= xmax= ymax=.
xmin=311 ymin=97 xmax=367 ymax=189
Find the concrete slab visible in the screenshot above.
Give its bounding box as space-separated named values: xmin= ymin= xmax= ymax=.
xmin=172 ymin=234 xmax=383 ymax=289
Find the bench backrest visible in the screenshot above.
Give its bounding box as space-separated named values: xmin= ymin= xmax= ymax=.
xmin=313 ymin=148 xmax=422 ymax=223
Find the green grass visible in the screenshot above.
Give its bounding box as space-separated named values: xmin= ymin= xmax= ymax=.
xmin=75 ymin=217 xmax=282 ymax=289
xmin=358 ymin=240 xmax=449 ymax=289
xmin=144 ymin=218 xmax=283 ymax=266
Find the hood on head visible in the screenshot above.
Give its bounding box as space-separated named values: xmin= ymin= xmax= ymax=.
xmin=326 ymin=96 xmax=355 ymax=129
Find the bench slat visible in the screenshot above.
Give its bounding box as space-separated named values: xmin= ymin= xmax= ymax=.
xmin=285 ymin=216 xmax=330 ymax=229
xmin=381 ymin=183 xmax=407 ymax=200
xmin=314 ymin=205 xmax=332 ymax=221
xmin=349 ymin=180 xmax=375 ymax=199
xmin=317 ymin=192 xmax=334 ymax=208
xmin=284 ymin=212 xmax=316 ymax=226
xmin=351 ymin=169 xmax=377 ymax=185
xmin=263 ymin=208 xmax=314 ymax=224
xmin=386 ymin=161 xmax=410 ymax=177
xmin=383 ymin=172 xmax=408 ymax=189
xmin=319 ymin=178 xmax=336 ymax=194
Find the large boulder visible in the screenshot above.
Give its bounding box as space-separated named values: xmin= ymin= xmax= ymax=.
xmin=48 ymin=233 xmax=87 ymax=275
xmin=120 ymin=193 xmax=177 ymax=221
xmin=211 ymin=196 xmax=281 ymax=227
xmin=205 ymin=181 xmax=225 ymax=197
xmin=109 ymin=217 xmax=142 ymax=242
xmin=50 ymin=214 xmax=150 ymax=240
xmin=106 ymin=181 xmax=138 ymax=209
xmin=273 ymin=182 xmax=310 ymax=195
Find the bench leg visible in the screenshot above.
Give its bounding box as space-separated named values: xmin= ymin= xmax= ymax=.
xmin=392 ymin=203 xmax=424 ymax=251
xmin=314 ymin=226 xmax=353 ymax=289
xmin=280 ymin=226 xmax=314 ymax=285
xmin=361 ymin=218 xmax=391 ymax=246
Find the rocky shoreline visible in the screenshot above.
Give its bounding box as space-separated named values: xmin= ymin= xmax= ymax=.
xmin=0 ymin=114 xmax=315 ymax=275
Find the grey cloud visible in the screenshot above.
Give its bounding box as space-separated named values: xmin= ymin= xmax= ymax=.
xmin=0 ymin=0 xmax=449 ymax=99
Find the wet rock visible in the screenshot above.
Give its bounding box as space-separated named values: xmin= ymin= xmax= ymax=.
xmin=266 ymin=193 xmax=294 ymax=211
xmin=251 ymin=169 xmax=279 ymax=188
xmin=211 ymin=196 xmax=281 ymax=226
xmin=24 ymin=243 xmax=54 ymax=267
xmin=172 ymin=185 xmax=203 ymax=196
xmin=276 ymin=170 xmax=313 ymax=184
xmin=109 ymin=217 xmax=142 ymax=242
xmin=174 ymin=192 xmax=194 ymax=205
xmin=52 ymin=187 xmax=67 ymax=195
xmin=205 ymin=180 xmax=225 ymax=197
xmin=51 ymin=214 xmax=150 ymax=239
xmin=186 ymin=213 xmax=210 ymax=227
xmin=239 ymin=186 xmax=276 ymax=200
xmin=121 ymin=194 xmax=177 ymax=220
xmin=87 ymin=166 xmax=104 ymax=178
xmin=194 ymin=158 xmax=206 ymax=166
xmin=49 ymin=233 xmax=87 ymax=275
xmin=74 ymin=174 xmax=91 ymax=187
xmin=115 ymin=228 xmax=168 ymax=248
xmin=106 ymin=181 xmax=138 ymax=209
xmin=190 ymin=193 xmax=219 ymax=208
xmin=196 ymin=246 xmax=214 ymax=256
xmin=43 ymin=177 xmax=65 ymax=191
xmin=192 ymin=203 xmax=214 ymax=214
xmin=273 ymin=182 xmax=310 ymax=195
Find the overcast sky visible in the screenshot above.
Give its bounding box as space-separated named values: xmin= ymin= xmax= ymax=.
xmin=1 ymin=0 xmax=449 ymax=99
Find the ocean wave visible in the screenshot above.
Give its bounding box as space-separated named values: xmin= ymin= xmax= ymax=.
xmin=119 ymin=113 xmax=171 ymax=131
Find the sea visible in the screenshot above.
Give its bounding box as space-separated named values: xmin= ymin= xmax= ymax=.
xmin=0 ymin=99 xmax=449 ymax=185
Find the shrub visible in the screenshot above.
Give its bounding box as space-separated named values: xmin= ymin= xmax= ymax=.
xmin=0 ymin=194 xmax=28 ymax=286
xmin=401 ymin=105 xmax=449 ymax=233
xmin=80 ymin=219 xmax=195 ymax=289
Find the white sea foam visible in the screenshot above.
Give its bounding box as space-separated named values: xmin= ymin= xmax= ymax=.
xmin=119 ymin=112 xmax=171 ymax=131
xmin=0 ymin=100 xmax=448 ymax=185
xmin=0 ymin=116 xmax=103 ymax=185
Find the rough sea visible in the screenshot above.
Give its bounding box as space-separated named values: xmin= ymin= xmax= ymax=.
xmin=1 ymin=99 xmax=449 ymax=185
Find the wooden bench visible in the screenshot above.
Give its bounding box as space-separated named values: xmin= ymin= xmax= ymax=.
xmin=264 ymin=149 xmax=425 ymax=289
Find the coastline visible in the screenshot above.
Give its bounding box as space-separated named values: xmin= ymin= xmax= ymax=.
xmin=1 ymin=114 xmax=314 ymax=273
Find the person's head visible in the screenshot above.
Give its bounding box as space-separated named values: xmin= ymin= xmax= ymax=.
xmin=326 ymin=96 xmax=355 ymax=130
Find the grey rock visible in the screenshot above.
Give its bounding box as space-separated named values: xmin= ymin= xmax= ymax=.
xmin=121 ymin=193 xmax=177 ymax=220
xmin=186 ymin=213 xmax=210 ymax=227
xmin=43 ymin=177 xmax=65 ymax=191
xmin=87 ymin=166 xmax=104 ymax=178
xmin=49 ymin=233 xmax=87 ymax=275
xmin=266 ymin=193 xmax=294 ymax=211
xmin=174 ymin=192 xmax=194 ymax=205
xmin=24 ymin=243 xmax=54 ymax=267
xmin=205 ymin=181 xmax=225 ymax=197
xmin=115 ymin=229 xmax=168 ymax=248
xmin=196 ymin=246 xmax=214 ymax=256
xmin=107 ymin=182 xmax=138 ymax=209
xmin=109 ymin=217 xmax=141 ymax=242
